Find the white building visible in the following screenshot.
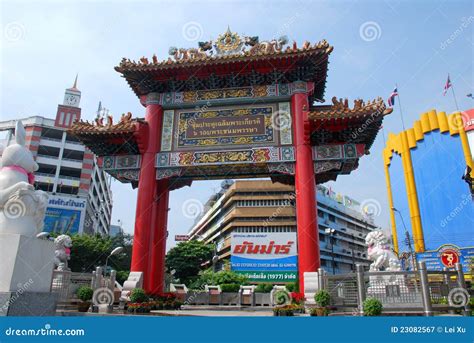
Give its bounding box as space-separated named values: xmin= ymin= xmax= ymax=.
xmin=0 ymin=78 xmax=113 ymax=235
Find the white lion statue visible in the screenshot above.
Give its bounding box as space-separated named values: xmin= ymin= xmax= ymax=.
xmin=0 ymin=121 xmax=48 ymax=237
xmin=54 ymin=234 xmax=72 ymax=271
xmin=365 ymin=230 xmax=401 ymax=272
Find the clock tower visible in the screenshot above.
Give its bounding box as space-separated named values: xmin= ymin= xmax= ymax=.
xmin=55 ymin=75 xmax=82 ymax=128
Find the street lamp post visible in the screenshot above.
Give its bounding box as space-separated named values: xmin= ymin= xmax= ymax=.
xmin=340 ymin=228 xmax=357 ymax=272
xmin=104 ymin=246 xmax=124 ymax=277
xmin=349 ymin=233 xmax=356 ymax=272
xmin=392 ymin=207 xmax=417 ymax=271
xmin=325 ymin=228 xmax=336 ymax=275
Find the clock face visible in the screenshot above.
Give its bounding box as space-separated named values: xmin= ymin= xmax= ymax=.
xmin=66 ymin=95 xmax=78 ymax=106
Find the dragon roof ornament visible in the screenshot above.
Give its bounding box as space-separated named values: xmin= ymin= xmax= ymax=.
xmin=116 ymin=28 xmax=333 ymax=69
xmin=169 ymin=27 xmax=289 ymax=60
xmin=308 ymin=97 xmax=393 ymax=120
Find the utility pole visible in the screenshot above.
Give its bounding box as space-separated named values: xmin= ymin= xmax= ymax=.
xmin=392 ymin=207 xmax=417 ymax=271
xmin=350 ymin=233 xmax=356 ymax=272
xmin=404 ymin=230 xmax=417 ymax=272
xmin=325 ymin=228 xmax=336 ymax=275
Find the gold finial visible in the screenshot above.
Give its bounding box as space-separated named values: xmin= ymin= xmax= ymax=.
xmin=72 ymin=74 xmax=78 ymax=89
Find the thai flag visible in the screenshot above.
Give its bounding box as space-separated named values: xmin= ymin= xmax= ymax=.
xmin=443 ymin=75 xmax=452 ymax=96
xmin=388 ymin=87 xmax=398 ymax=107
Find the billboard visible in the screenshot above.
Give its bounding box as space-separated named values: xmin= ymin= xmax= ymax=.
xmin=43 ymin=195 xmax=87 ymax=235
xmin=175 ymin=235 xmax=189 ymax=242
xmin=231 ymin=232 xmax=297 ymax=282
xmin=416 ymin=244 xmax=474 ymax=273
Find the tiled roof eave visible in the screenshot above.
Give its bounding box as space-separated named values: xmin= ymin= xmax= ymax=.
xmin=308 ymin=103 xmax=393 ymax=122
xmin=115 ymin=46 xmax=333 ymax=73
xmin=68 ymin=120 xmax=145 ymax=137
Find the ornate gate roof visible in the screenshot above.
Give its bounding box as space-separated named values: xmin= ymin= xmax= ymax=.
xmin=115 ymin=28 xmax=333 ymax=104
xmin=69 ymin=29 xmax=391 ymax=188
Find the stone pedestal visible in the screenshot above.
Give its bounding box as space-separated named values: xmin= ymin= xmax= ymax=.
xmin=0 ymin=233 xmax=55 ymax=293
xmin=0 ymin=292 xmax=58 ymax=316
xmin=304 ymin=272 xmax=319 ymax=305
xmin=120 ymin=272 xmax=143 ymax=301
xmin=0 ymin=233 xmax=57 ymax=316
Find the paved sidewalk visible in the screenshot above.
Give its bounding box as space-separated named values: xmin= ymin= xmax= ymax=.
xmin=151 ymin=309 xmax=273 ymax=317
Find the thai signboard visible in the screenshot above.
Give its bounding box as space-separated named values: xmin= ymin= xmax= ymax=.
xmin=230 ymin=232 xmax=297 ymax=282
xmin=159 ymin=103 xmax=293 ymax=153
xmin=175 ymin=235 xmax=189 ymax=242
xmin=185 ymin=115 xmax=266 ymax=139
xmin=416 ymin=244 xmax=474 ymax=273
xmin=43 ymin=195 xmax=87 ymax=234
xmin=176 ymin=105 xmax=276 ymax=149
xmin=317 ymin=184 xmax=362 ymax=211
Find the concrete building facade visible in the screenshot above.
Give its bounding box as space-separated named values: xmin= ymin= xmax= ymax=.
xmin=188 ymin=180 xmax=377 ymax=276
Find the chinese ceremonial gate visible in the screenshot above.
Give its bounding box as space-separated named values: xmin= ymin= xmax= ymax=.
xmin=70 ymin=29 xmax=391 ymax=294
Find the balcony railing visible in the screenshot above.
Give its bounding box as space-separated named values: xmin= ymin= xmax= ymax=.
xmin=58 ymin=175 xmax=81 ymax=181
xmin=35 ymin=172 xmax=56 ymax=179
xmin=61 ymin=157 xmax=83 ymax=163
xmin=40 ymin=136 xmax=62 ymax=143
xmin=64 ymin=139 xmax=83 ymax=145
xmin=37 ymin=153 xmax=60 ymax=159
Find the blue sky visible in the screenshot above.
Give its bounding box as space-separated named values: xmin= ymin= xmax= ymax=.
xmin=1 ymin=0 xmax=472 ymax=247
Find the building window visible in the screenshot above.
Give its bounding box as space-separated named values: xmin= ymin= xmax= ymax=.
xmin=318 ymin=210 xmax=324 ymax=218
xmin=65 ymin=113 xmax=71 ymax=126
xmin=59 ymin=112 xmax=65 ymax=125
xmin=328 ymin=214 xmax=335 ymax=222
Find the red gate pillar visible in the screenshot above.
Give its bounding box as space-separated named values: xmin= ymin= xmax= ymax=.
xmin=291 ymin=88 xmax=320 ymax=293
xmin=131 ymin=99 xmax=168 ymax=294
xmin=147 ymin=179 xmax=169 ymax=294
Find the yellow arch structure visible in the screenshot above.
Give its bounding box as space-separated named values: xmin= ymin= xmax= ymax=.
xmin=383 ymin=110 xmax=473 ymax=253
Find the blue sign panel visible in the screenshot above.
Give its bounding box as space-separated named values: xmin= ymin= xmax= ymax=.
xmin=416 ymin=244 xmax=474 ymax=273
xmin=42 ymin=195 xmax=87 ymax=234
xmin=43 ymin=207 xmax=82 ymax=234
xmin=231 ymin=232 xmax=297 ymax=282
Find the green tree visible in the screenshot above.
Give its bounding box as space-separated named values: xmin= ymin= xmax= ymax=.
xmin=67 ymin=233 xmax=132 ymax=280
xmin=165 ymin=240 xmax=214 ymax=285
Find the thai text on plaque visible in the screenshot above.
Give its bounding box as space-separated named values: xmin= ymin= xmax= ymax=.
xmin=186 ymin=115 xmax=266 ymax=139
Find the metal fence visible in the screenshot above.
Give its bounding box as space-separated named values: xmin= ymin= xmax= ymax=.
xmin=321 ymin=261 xmax=471 ymax=316
xmin=51 ymin=271 xmax=94 ymax=302
xmin=324 ymin=273 xmax=359 ymax=308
